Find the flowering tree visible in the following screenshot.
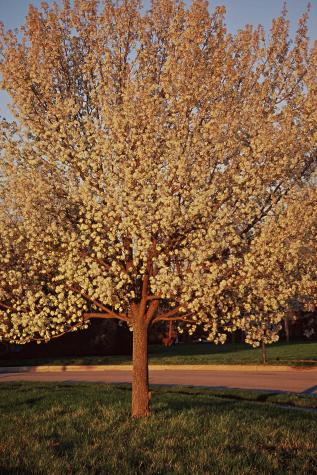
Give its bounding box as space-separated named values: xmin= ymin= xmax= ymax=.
xmin=0 ymin=0 xmax=316 ymax=416
xmin=236 ymin=184 xmax=317 ymax=361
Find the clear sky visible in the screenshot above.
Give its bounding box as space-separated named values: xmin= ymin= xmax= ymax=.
xmin=0 ymin=0 xmax=316 ymax=119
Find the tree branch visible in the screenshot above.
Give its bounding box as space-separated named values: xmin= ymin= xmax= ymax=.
xmin=84 ymin=312 xmax=129 ymax=322
xmin=69 ymin=285 xmax=128 ymax=321
xmin=146 ymin=295 xmax=162 ymax=301
xmin=145 ymin=300 xmax=159 ymax=324
xmin=151 ymin=307 xmax=195 ymax=324
xmin=28 ymin=320 xmax=86 ymax=343
xmin=153 ymin=307 xmax=182 ymax=321
xmin=152 ymin=314 xmax=196 ymax=324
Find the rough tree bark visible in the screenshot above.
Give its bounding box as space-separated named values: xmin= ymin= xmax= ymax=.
xmin=261 ymin=340 xmax=268 ymax=364
xmin=132 ymin=314 xmax=150 ymax=417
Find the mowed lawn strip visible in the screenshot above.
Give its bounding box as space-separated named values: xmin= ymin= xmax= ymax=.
xmin=1 ymin=341 xmax=317 ymax=367
xmin=0 ymin=383 xmax=316 ymax=475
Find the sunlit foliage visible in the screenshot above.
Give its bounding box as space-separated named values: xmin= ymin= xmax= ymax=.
xmin=0 ymin=0 xmax=316 ymax=347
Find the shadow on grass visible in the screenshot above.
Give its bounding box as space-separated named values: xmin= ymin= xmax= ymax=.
xmin=150 ymin=389 xmax=317 ymax=416
xmin=113 ymin=383 xmax=317 ymax=413
xmin=0 ymin=467 xmax=35 ymax=475
xmin=302 ymin=384 xmax=317 ymax=395
xmin=1 ymin=382 xmax=316 ymax=416
xmin=0 ymin=395 xmax=46 ymax=410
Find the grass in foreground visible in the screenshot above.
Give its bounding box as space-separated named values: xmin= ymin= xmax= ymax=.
xmin=0 ymin=383 xmax=316 ymax=474
xmin=2 ymin=341 xmax=317 ymax=367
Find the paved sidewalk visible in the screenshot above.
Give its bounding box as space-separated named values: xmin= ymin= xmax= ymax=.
xmin=1 ymin=367 xmax=316 ymax=394
xmin=1 ymin=364 xmax=317 ymax=373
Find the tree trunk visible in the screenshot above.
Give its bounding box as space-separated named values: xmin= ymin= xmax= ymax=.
xmin=261 ymin=340 xmax=267 ymax=364
xmin=284 ymin=318 xmax=290 ymax=343
xmin=132 ymin=317 xmax=150 ymax=417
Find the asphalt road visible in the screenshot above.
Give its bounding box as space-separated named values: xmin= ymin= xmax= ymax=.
xmin=1 ymin=369 xmax=317 ymax=394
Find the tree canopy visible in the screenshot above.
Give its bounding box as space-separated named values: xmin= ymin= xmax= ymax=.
xmin=0 ymin=0 xmax=316 ymax=415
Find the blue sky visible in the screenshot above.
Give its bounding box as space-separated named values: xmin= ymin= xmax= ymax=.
xmin=0 ymin=0 xmax=316 ymax=119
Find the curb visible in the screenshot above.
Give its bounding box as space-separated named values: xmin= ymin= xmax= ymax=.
xmin=1 ymin=364 xmax=317 ymax=373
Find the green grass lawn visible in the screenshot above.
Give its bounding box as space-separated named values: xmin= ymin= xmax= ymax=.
xmin=1 ymin=341 xmax=317 ymax=367
xmin=0 ymin=383 xmax=316 ymax=475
